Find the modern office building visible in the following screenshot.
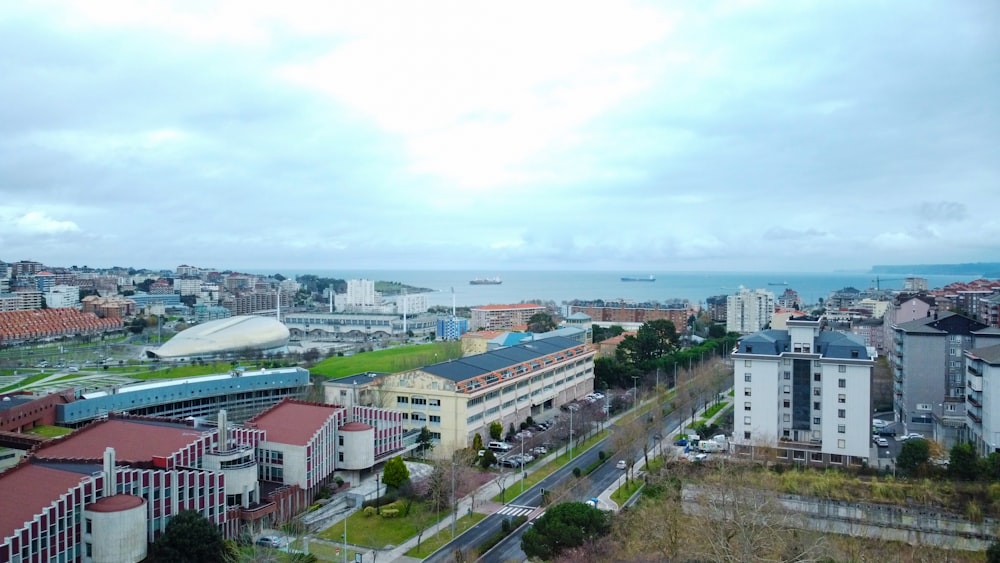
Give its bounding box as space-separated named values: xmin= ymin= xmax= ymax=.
xmin=726 ymin=288 xmax=775 ymax=335
xmin=891 ymin=312 xmax=1000 ymax=447
xmin=965 ymin=343 xmax=1000 ymax=457
xmin=730 ymin=317 xmax=875 ymax=466
xmin=323 ymin=336 xmax=596 ymax=458
xmin=469 ymin=303 xmax=546 ymax=331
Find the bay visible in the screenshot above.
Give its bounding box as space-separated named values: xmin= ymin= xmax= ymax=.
xmin=249 ymin=269 xmax=983 ymax=310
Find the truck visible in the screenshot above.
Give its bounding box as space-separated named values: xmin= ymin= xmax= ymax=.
xmin=698 ymin=440 xmax=725 ymax=453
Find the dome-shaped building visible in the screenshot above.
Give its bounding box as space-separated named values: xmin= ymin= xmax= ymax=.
xmin=147 ymin=316 xmax=289 ymax=360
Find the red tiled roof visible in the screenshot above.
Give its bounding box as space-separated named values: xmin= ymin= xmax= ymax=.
xmin=251 ymin=401 xmax=342 ymax=446
xmin=88 ymin=494 xmax=145 ymax=512
xmin=472 ymin=303 xmax=543 ymax=311
xmin=35 ymin=419 xmax=204 ymax=464
xmin=0 ymin=463 xmax=89 ymax=540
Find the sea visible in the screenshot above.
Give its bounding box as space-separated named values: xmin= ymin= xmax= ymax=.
xmin=248 ymin=269 xmax=985 ymax=310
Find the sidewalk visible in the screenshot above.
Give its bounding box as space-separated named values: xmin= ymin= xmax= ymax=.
xmin=318 ymin=389 xmax=733 ymax=562
xmin=595 ymin=391 xmax=734 ymax=512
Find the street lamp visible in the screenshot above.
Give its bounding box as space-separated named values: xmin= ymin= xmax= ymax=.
xmin=632 ymin=375 xmax=640 ymax=415
xmin=520 ymin=436 xmax=526 ymax=493
xmin=375 ymin=472 xmax=381 ymax=515
xmin=569 ymin=406 xmax=574 ymax=460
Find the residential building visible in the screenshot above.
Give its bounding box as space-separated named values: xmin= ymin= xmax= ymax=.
xmin=775 ymin=288 xmax=802 ymax=310
xmin=345 ymin=279 xmax=378 ymax=308
xmin=0 ymin=308 xmax=122 ymax=346
xmin=324 ymin=336 xmax=595 ymax=458
xmin=0 ymin=290 xmax=42 ymax=312
xmin=34 ymin=271 xmax=56 ymax=293
xmin=978 ymin=294 xmax=1000 ymax=328
xmin=174 ymin=278 xmax=202 ymax=296
xmin=730 ymin=317 xmax=874 ymax=467
xmin=882 ymin=294 xmax=936 ymax=362
xmin=44 ymin=285 xmax=80 ymax=309
xmin=965 ymin=343 xmax=1000 ymax=456
xmin=81 ymin=294 xmax=136 ymax=318
xmin=726 ymin=288 xmax=775 ymax=334
xmin=193 ymin=303 xmax=232 ymax=323
xmin=891 ymin=312 xmax=1000 ymax=447
xmin=568 ymin=300 xmax=689 ymax=328
xmin=469 ymin=303 xmax=546 ymax=331
xmin=11 ymin=260 xmax=43 ymax=277
xmin=437 ymin=315 xmax=469 ymax=341
xmin=705 ymin=295 xmax=728 ymax=323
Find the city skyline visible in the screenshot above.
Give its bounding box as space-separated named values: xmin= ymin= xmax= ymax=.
xmin=2 ymin=1 xmax=998 ymax=273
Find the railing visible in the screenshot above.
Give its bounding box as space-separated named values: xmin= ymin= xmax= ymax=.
xmin=969 ymin=412 xmax=983 ymax=424
xmin=967 ymin=395 xmax=982 ymax=408
xmin=238 ymin=501 xmax=277 ymax=520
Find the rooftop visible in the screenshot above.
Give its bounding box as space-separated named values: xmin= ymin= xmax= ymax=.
xmin=35 ymin=418 xmax=209 ymax=464
xmin=421 ymin=336 xmax=586 ymax=383
xmin=471 ymin=303 xmax=544 ymax=311
xmin=249 ymin=400 xmax=343 ymax=446
xmin=0 ymin=462 xmax=91 ymax=540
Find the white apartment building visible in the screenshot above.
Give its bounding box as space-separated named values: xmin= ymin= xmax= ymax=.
xmin=470 ymin=303 xmax=547 ymax=331
xmin=174 ymin=278 xmax=202 ymax=296
xmin=965 ymin=343 xmax=1000 ymax=456
xmin=346 ymin=279 xmax=378 ymax=307
xmin=726 ymin=287 xmax=775 ymax=334
xmin=731 ymin=317 xmax=874 ymax=467
xmin=44 ymin=285 xmax=80 ymax=309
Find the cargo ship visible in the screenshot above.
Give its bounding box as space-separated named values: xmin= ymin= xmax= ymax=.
xmin=621 ymin=275 xmax=655 ymax=282
xmin=470 ymin=276 xmax=502 ymax=285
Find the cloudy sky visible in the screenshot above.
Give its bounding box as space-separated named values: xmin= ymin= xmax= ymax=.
xmin=2 ymin=1 xmax=998 ymax=273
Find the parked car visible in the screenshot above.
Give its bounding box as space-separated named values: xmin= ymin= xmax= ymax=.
xmin=876 ymin=427 xmax=897 ymax=437
xmin=903 ymin=432 xmax=925 ymax=441
xmin=531 ymin=446 xmax=548 ymax=456
xmin=872 ymin=419 xmax=888 ymax=428
xmin=874 ymin=437 xmax=889 ymax=447
xmin=616 ymin=460 xmax=627 ymax=470
xmin=674 ymin=438 xmax=688 ymax=447
xmin=255 ymin=536 xmax=285 ymax=548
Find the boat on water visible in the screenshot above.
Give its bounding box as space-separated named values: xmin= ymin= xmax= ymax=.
xmin=768 ymin=281 xmax=789 ymax=286
xmin=621 ymin=275 xmax=656 ymax=282
xmin=470 ymin=276 xmax=502 ymax=285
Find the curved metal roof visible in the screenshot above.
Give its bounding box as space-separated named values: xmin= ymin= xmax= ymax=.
xmin=148 ymin=315 xmax=289 ymax=359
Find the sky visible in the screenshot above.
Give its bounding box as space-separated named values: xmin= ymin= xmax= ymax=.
xmin=1 ymin=1 xmax=998 ymax=273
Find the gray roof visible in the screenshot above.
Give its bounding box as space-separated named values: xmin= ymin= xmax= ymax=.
xmin=422 ymin=336 xmax=584 ymax=383
xmin=969 ymin=343 xmax=1000 ymax=365
xmin=738 ymin=329 xmax=871 ymax=360
xmin=895 ymin=311 xmax=1000 ymax=335
xmin=566 ymin=312 xmax=591 ymax=321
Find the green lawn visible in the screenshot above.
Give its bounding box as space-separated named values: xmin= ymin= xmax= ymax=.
xmin=289 ymin=540 xmax=363 ymax=562
xmin=317 ymin=501 xmax=448 ymax=550
xmin=611 ymin=477 xmax=642 ymax=505
xmin=25 ymin=425 xmax=74 ymax=438
xmin=404 ymin=512 xmax=486 ymax=558
xmin=309 ymin=342 xmax=463 ymax=378
xmin=0 ymin=373 xmax=51 ymax=393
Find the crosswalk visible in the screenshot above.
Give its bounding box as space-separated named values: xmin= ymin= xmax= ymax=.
xmin=496 ymin=505 xmax=536 ymax=518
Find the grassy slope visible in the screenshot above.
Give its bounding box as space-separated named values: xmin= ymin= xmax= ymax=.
xmin=309 ymin=341 xmax=463 ymax=379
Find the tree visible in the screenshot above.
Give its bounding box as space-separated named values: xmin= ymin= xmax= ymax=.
xmin=616 ymin=319 xmax=679 ymax=368
xmin=489 ymin=420 xmax=503 ymax=441
xmin=129 ymin=317 xmax=146 ymax=334
xmin=382 ymin=455 xmax=410 ymax=489
xmin=707 ymin=323 xmax=727 ymax=339
xmin=151 ymin=509 xmax=233 ymax=563
xmin=416 ymin=426 xmax=435 ymax=457
xmin=471 ymin=433 xmax=484 ymax=453
xmin=948 ymin=442 xmax=981 ymax=480
xmin=527 ymin=312 xmax=557 ymax=333
xmin=521 ymin=501 xmax=611 ymax=560
xmin=302 ymin=348 xmax=321 ymax=363
xmin=478 ymin=449 xmax=497 ymax=469
xmin=987 ymin=540 xmax=1000 ymax=563
xmin=896 ymin=438 xmax=930 ymax=474
xmin=179 ymin=294 xmax=197 ymax=307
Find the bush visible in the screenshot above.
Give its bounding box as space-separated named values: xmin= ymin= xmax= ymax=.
xmin=598 ymin=450 xmax=606 ymax=461
xmin=381 ymin=508 xmax=399 ymax=518
xmin=364 ymin=506 xmax=376 ymax=517
xmin=573 ymin=467 xmax=582 ymax=478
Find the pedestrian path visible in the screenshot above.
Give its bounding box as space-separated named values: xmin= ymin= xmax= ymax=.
xmin=495 ymin=505 xmax=535 ymax=518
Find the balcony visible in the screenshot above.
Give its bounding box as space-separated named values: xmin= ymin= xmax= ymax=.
xmin=967 ymin=394 xmax=982 ymax=408
xmin=778 ymin=437 xmax=823 ymax=451
xmin=968 ymin=364 xmax=982 ymax=376
xmin=969 ymin=412 xmax=983 ymax=424
xmin=238 ymin=501 xmax=277 ymax=521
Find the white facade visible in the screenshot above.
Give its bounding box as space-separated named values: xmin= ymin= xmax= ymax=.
xmin=732 ymin=318 xmax=874 ymax=466
xmin=45 ymin=285 xmax=80 ymax=309
xmin=393 ymin=293 xmax=428 ymax=315
xmin=726 ymin=288 xmax=775 ymax=334
xmin=174 ymin=278 xmax=201 ymax=296
xmin=965 ymin=344 xmax=1000 ymax=456
xmin=345 ymin=279 xmax=378 ymax=308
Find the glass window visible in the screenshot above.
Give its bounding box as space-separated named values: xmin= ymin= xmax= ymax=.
xmin=745 ymin=374 xmax=752 ymax=382
xmin=838 ymin=379 xmax=846 ymax=388
xmin=838 ymin=394 xmax=846 ymax=403
xmin=744 ymin=388 xmax=752 ymax=396
xmin=744 ymin=402 xmax=751 ymax=411
xmin=783 ymin=413 xmax=790 ymax=422
xmin=744 ymin=416 xmax=751 ymax=425
xmin=838 ymin=409 xmax=846 ymax=418
xmin=813 ymin=417 xmax=821 ymax=424
xmin=837 ymin=439 xmax=846 ymax=449
xmin=838 ymin=425 xmax=846 ymax=433
xmin=744 ymin=431 xmax=751 ymax=440
xmin=783 ymin=372 xmax=791 ymax=380
xmin=745 ymin=360 xmax=752 ymax=367
xmin=813 ymin=401 xmax=820 ymax=410
xmin=813 ymin=373 xmax=821 ymax=382
xmin=839 ymin=365 xmax=847 ymax=373
xmin=783 ymin=400 xmax=790 ymax=408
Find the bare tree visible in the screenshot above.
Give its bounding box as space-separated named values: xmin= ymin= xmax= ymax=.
xmin=612 ymin=417 xmax=647 ymax=482
xmin=689 ymin=467 xmax=825 ymax=563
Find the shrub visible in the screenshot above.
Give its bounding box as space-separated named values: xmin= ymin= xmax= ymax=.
xmin=573 ymin=467 xmax=582 ymax=478
xmin=381 ymin=508 xmax=399 ymax=518
xmin=598 ymin=450 xmax=606 ymax=461
xmin=364 ymin=506 xmax=376 ymax=517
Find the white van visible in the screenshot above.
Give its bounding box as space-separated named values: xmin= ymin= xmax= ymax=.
xmin=488 ymin=441 xmax=513 ymax=453
xmin=698 ymin=440 xmax=724 ymax=453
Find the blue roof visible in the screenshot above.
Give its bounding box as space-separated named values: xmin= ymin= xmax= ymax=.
xmin=422 ymin=336 xmax=585 ymax=383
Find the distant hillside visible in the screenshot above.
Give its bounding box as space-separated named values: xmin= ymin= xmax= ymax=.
xmin=870 ymin=263 xmax=1000 ymax=277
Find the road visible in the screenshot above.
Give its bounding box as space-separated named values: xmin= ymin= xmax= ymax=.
xmin=423 ymin=376 xmax=729 ymax=563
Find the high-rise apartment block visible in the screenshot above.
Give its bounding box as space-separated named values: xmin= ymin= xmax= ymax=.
xmin=726 ymin=287 xmax=775 ymax=334
xmin=731 ymin=317 xmax=874 ymax=466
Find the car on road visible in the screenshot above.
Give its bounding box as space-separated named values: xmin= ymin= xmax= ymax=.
xmin=255 ymin=536 xmax=285 ymax=548
xmin=674 ymin=438 xmax=688 ymax=447
xmin=530 ymin=446 xmax=548 ymax=456
xmin=616 ymin=460 xmax=627 ymax=470
xmin=902 ymin=432 xmax=925 ymax=441
xmin=874 ymin=437 xmax=889 ymax=447
xmin=872 ymin=419 xmax=888 ymax=428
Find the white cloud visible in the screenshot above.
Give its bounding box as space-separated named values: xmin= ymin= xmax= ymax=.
xmin=11 ymin=211 xmax=80 ymax=234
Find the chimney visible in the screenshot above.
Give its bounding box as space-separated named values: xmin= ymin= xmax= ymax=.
xmin=218 ymin=409 xmax=228 ymax=448
xmin=103 ymin=447 xmax=117 ymax=497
